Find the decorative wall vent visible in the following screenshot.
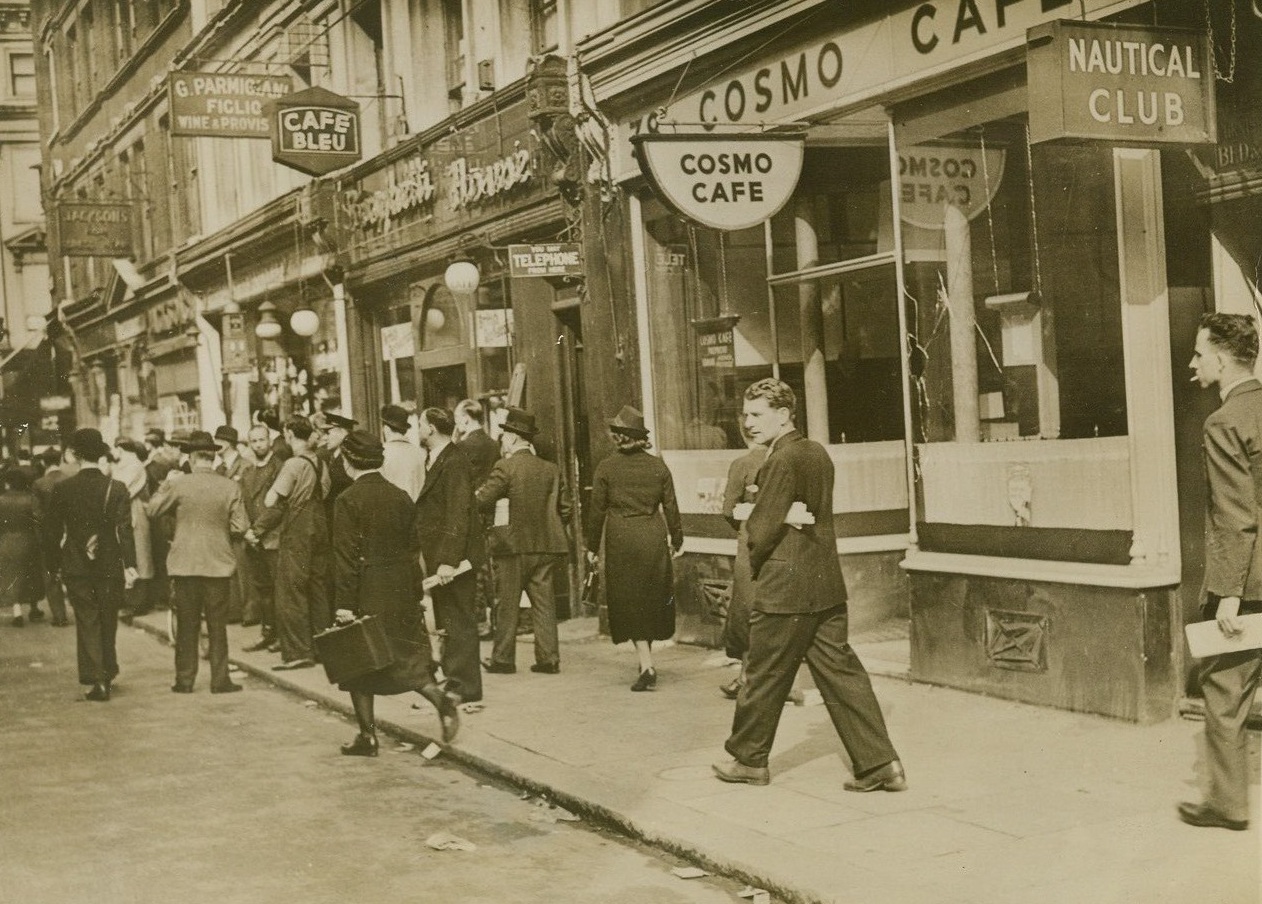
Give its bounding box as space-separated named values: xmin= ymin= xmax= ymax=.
xmin=985 ymin=609 xmax=1049 ymax=672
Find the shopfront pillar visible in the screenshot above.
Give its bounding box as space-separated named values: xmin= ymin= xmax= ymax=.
xmin=944 ymin=202 xmax=979 ymax=442
xmin=794 ymin=198 xmax=829 ymax=442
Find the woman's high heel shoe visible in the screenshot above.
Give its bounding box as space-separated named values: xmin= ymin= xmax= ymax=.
xmin=631 ymin=668 xmax=657 ymax=692
xmin=340 ymin=731 xmax=379 ymax=757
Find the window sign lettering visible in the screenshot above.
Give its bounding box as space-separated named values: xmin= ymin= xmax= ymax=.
xmin=1028 ymin=21 xmax=1215 ymax=145
xmin=898 ymin=146 xmax=1006 ymax=230
xmin=341 ymin=157 xmax=437 ymax=233
xmin=633 ymin=133 xmax=805 ymax=231
xmin=445 ymin=142 xmax=533 ymax=210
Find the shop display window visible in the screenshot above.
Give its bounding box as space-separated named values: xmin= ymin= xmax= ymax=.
xmin=894 ymin=115 xmax=1126 ymax=444
xmin=474 ymin=277 xmax=514 ymax=395
xmin=641 ymin=145 xmax=905 ymax=451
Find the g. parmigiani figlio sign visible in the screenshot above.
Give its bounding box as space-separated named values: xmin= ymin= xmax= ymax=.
xmin=632 ymin=132 xmax=806 ymax=232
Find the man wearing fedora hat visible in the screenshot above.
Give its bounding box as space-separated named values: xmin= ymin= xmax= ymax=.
xmin=416 ymin=406 xmax=487 ymax=704
xmin=43 ymin=429 xmax=138 ymax=701
xmin=476 ymin=407 xmax=571 ymax=675
xmin=379 ymin=404 xmax=426 ymax=503
xmin=147 ymin=431 xmax=249 ymax=694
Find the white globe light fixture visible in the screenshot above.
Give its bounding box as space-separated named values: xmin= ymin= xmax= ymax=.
xmin=255 ymin=300 xmax=283 ymax=339
xmin=425 ymin=307 xmax=446 ymax=331
xmin=444 ymin=259 xmax=480 ymax=295
xmin=290 ymin=307 xmax=321 ymax=338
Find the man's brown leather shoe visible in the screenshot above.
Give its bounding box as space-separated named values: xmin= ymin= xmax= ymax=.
xmin=712 ymin=759 xmax=770 ymax=786
xmin=844 ymin=760 xmax=907 ymax=792
xmin=1178 ymin=801 xmax=1248 ymax=831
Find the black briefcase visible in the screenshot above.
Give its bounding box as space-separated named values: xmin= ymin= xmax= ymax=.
xmin=313 ymin=616 xmax=394 ymax=685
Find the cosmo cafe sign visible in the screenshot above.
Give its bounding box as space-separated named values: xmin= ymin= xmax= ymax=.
xmin=614 ymin=0 xmax=1151 ymax=180
xmin=632 ymin=133 xmax=805 ymax=231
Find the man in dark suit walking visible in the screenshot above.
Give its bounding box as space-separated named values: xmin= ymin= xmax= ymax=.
xmin=713 ymin=379 xmax=904 ymax=789
xmin=1180 ymin=312 xmax=1262 ymax=832
xmin=147 ymin=431 xmax=249 ymax=694
xmin=240 ymin=425 xmax=284 ymax=652
xmin=43 ymin=429 xmax=137 ymax=701
xmin=456 ymin=398 xmax=501 ymax=639
xmin=476 ymin=408 xmax=571 ymax=674
xmin=416 ymin=406 xmax=486 ymax=704
xmin=32 ymin=447 xmax=75 ymax=627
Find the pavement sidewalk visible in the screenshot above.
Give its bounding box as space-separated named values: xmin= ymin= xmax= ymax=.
xmin=132 ymin=613 xmax=1260 ymax=904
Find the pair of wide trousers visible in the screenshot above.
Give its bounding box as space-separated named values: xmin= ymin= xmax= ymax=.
xmin=274 ymin=522 xmax=329 ymax=663
xmin=1200 ymin=647 xmax=1262 ymax=822
xmin=726 ymin=605 xmax=898 ymax=773
xmin=433 ymin=571 xmax=482 ymax=703
xmin=65 ymin=575 xmax=122 ymax=685
xmin=489 ymin=554 xmax=561 ymax=669
xmin=172 ymin=576 xmax=231 ymax=690
xmin=243 ymin=545 xmax=278 ymax=637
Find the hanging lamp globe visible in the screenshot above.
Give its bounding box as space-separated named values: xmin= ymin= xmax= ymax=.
xmin=255 ymin=301 xmax=283 ymax=339
xmin=290 ymin=307 xmax=321 ymax=338
xmin=444 ymin=259 xmax=481 ymax=295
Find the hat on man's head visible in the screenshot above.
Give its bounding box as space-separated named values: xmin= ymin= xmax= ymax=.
xmin=321 ymin=411 xmax=357 ymax=431
xmin=67 ymin=428 xmax=113 ymax=463
xmin=608 ymin=405 xmax=649 ymax=439
xmin=500 ymin=407 xmax=538 ymax=438
xmin=380 ymin=404 xmax=411 ymax=435
xmin=341 ymin=429 xmax=385 ymax=470
xmin=213 ymin=425 xmax=239 ymax=447
xmin=179 ymin=430 xmax=220 ymax=454
xmin=144 ymin=427 xmax=166 ymax=444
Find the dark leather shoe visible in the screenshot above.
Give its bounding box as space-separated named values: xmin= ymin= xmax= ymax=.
xmin=341 ymin=732 xmax=379 ymax=757
xmin=272 ymin=658 xmax=316 ymax=671
xmin=28 ymin=608 xmax=45 ymax=622
xmin=242 ymin=637 xmax=274 ymax=652
xmin=530 ymin=662 xmax=560 ymax=674
xmin=211 ymin=683 xmax=243 ymax=694
xmin=51 ymin=617 xmax=70 ymax=627
xmin=437 ymin=692 xmax=461 ymax=744
xmin=171 ymin=684 xmax=194 ymax=694
xmin=712 ymin=759 xmax=770 ymax=785
xmin=85 ymin=683 xmax=111 ymax=702
xmin=631 ymin=668 xmax=657 ymax=692
xmin=241 ymin=619 xmax=260 ymax=627
xmin=1178 ymin=801 xmax=1248 ymax=831
xmin=481 ymin=658 xmax=516 ymax=674
xmin=844 ymin=760 xmax=908 ymax=792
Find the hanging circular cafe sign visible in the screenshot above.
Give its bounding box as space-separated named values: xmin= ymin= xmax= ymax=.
xmin=632 ymin=132 xmax=805 ymax=231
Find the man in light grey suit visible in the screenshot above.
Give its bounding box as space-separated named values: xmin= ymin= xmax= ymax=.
xmin=148 ymin=430 xmax=249 ymax=694
xmin=1181 ymin=312 xmax=1262 ymax=832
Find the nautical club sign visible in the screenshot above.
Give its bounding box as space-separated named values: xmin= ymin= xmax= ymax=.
xmin=271 ymin=86 xmax=362 ymax=176
xmin=632 ymin=133 xmax=806 ymax=232
xmin=1027 ymin=21 xmax=1215 ymax=145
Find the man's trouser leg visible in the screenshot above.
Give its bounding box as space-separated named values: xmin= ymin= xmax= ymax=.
xmin=436 ymin=573 xmax=482 ymax=703
xmin=274 ymin=540 xmax=315 ymax=662
xmin=172 ymin=577 xmax=203 ymax=689
xmin=803 ymin=606 xmax=899 ymax=776
xmin=66 ymin=577 xmax=102 ymax=684
xmin=43 ymin=568 xmax=68 ymax=623
xmin=1201 ymin=648 xmax=1262 ymax=823
xmin=226 ymin=541 xmax=247 ymax=623
xmin=523 ymin=554 xmax=560 ymax=668
xmin=245 ymin=545 xmax=277 ymax=639
xmin=202 ymin=577 xmax=232 ymax=688
xmin=725 ymin=610 xmax=816 ymax=767
xmin=489 ymin=555 xmax=523 ymax=668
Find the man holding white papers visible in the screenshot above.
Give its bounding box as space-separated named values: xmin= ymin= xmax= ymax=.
xmin=713 ymin=379 xmax=904 ymax=790
xmin=476 ymin=408 xmax=571 ymax=675
xmin=1181 ymin=313 xmax=1262 ymax=832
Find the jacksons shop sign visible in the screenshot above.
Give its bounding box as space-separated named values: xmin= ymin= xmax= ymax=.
xmin=632 ymin=133 xmax=806 ymax=232
xmin=336 ymin=100 xmax=552 ymax=262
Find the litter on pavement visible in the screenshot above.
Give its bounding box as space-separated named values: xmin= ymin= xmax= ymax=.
xmin=670 ymin=866 xmax=708 ymax=879
xmin=421 ymin=742 xmax=442 ymax=760
xmin=425 ymin=832 xmax=477 ymax=852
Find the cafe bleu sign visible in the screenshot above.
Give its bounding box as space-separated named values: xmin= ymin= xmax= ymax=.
xmin=632 ymin=133 xmax=806 ymax=231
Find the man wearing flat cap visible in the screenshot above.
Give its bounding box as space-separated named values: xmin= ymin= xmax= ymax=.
xmin=476 ymin=408 xmax=571 ymax=676
xmin=380 ymin=404 xmax=426 ymax=503
xmin=147 ymin=431 xmax=249 ymax=694
xmin=43 ymin=429 xmax=138 ymax=702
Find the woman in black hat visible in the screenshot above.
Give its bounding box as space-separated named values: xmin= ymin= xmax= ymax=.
xmin=585 ymin=406 xmax=684 ymax=691
xmin=331 ymin=430 xmax=460 ymax=754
